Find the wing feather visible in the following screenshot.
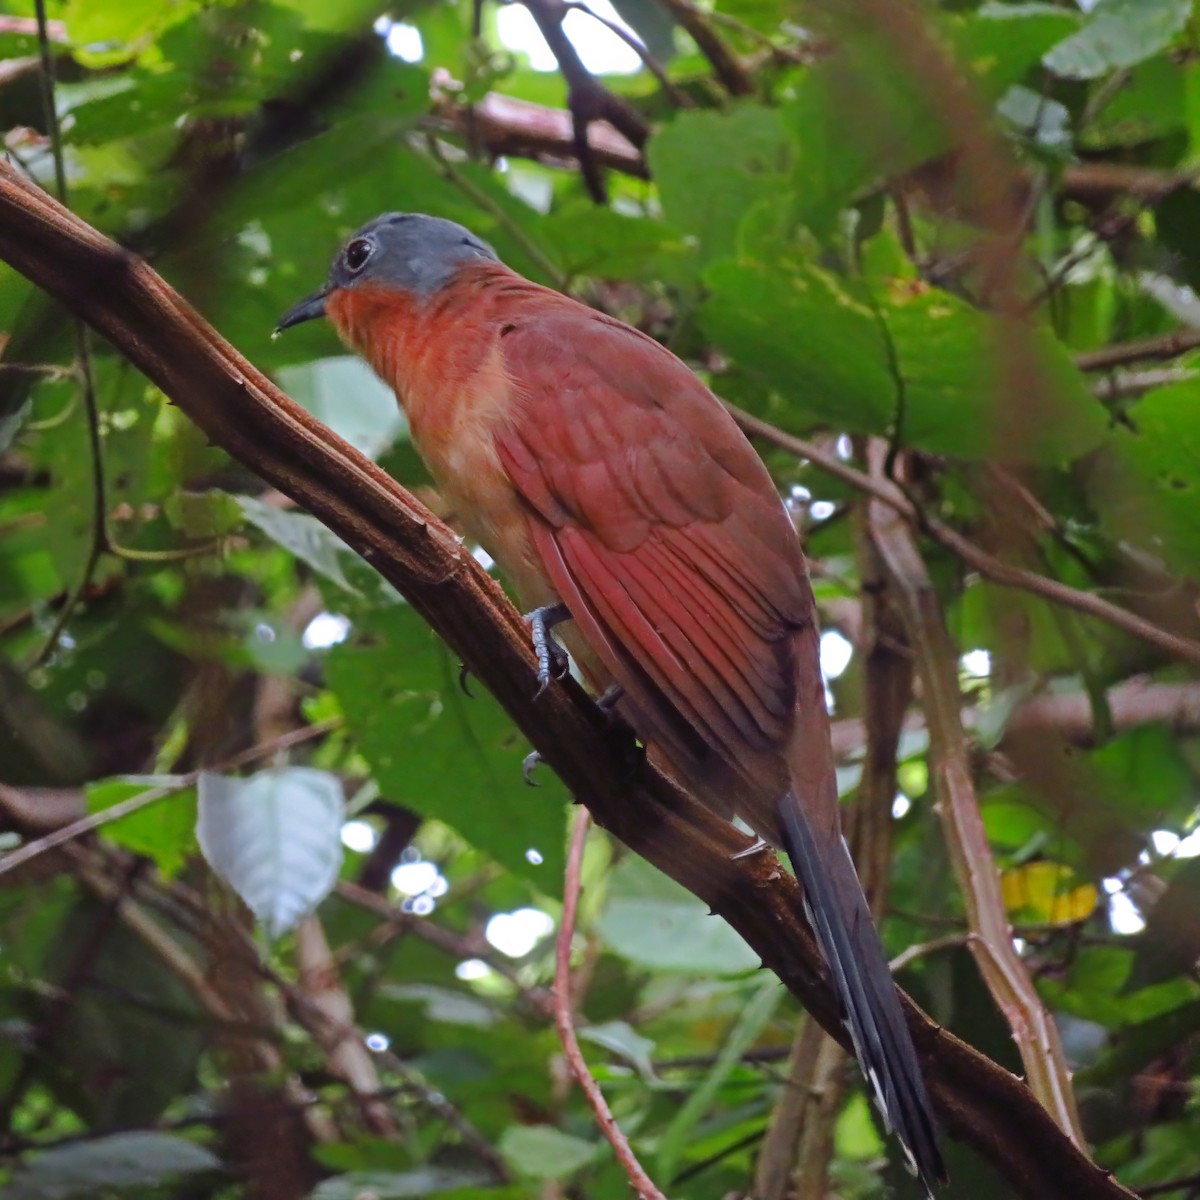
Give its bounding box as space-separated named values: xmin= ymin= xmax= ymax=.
xmin=495 ymin=310 xmax=811 ymax=770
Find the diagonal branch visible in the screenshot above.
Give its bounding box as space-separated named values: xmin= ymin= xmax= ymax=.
xmin=0 ymin=161 xmax=1137 ymax=1200
xmin=866 ymin=442 xmax=1085 ymax=1148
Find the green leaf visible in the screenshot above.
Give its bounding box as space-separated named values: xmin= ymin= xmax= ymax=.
xmin=703 ymin=255 xmax=1105 ymax=461
xmin=580 ymin=1020 xmax=657 ymax=1080
xmin=378 ymin=983 xmax=498 ymax=1027
xmin=597 ymin=856 xmax=758 ymax=973
xmin=65 ymin=0 xmax=201 ymax=66
xmin=655 ymin=977 xmax=783 ymax=1181
xmin=1099 ymin=379 xmax=1200 ymax=572
xmin=163 ymin=488 xmax=245 ymax=539
xmin=87 ymin=777 xmax=196 ymax=877
xmin=648 ymin=105 xmax=795 ymax=261
xmin=1044 ymin=0 xmax=1192 ymax=80
xmin=538 ymin=206 xmax=688 ymax=283
xmin=324 ymin=601 xmax=567 ymax=883
xmin=702 ymin=258 xmax=895 ymax=432
xmin=197 ymin=767 xmax=344 ymax=936
xmin=275 ymin=355 xmax=405 ymax=461
xmin=498 ymin=1125 xmax=597 ymax=1181
xmin=3 ymin=1132 xmax=219 ymax=1200
xmin=958 ymin=5 xmax=1082 ymax=100
xmin=237 ymin=495 xmax=358 ymax=593
xmin=779 ymin=40 xmax=952 ymax=238
xmin=37 ymin=901 xmax=207 ymax=1126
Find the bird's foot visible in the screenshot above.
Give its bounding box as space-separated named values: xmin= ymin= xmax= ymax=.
xmin=523 ymin=686 xmax=623 ymax=789
xmin=523 ymin=602 xmax=572 ymax=697
xmin=731 ymin=837 xmax=772 ymax=861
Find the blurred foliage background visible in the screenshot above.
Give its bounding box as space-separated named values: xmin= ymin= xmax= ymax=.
xmin=1 ymin=0 xmax=1200 ymax=1196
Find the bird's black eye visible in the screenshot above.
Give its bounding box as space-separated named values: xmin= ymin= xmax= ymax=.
xmin=343 ymin=238 xmax=373 ymax=274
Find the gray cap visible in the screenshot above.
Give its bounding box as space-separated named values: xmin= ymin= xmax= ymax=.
xmin=276 ymin=213 xmax=499 ymax=332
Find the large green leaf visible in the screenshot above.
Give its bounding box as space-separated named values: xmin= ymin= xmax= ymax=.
xmin=702 ymin=255 xmax=1105 ymax=461
xmin=498 ymin=1125 xmax=597 ymax=1181
xmin=3 ymin=1132 xmax=219 ymax=1200
xmin=324 ymin=601 xmax=568 ymax=883
xmin=87 ymin=777 xmax=197 ymax=876
xmin=1098 ymin=379 xmax=1200 ymax=572
xmin=648 ymin=105 xmax=795 ymax=262
xmin=597 ymin=856 xmax=758 ymax=973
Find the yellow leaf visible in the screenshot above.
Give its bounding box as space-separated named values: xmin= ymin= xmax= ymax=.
xmin=1001 ymin=861 xmax=1098 ymax=926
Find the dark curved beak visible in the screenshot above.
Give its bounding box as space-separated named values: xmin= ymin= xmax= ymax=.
xmin=274 ymin=287 xmax=328 ymax=335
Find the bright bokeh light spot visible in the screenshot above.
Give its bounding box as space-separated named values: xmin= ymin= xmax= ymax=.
xmin=892 ymin=793 xmax=912 ymax=819
xmin=303 ymin=612 xmax=351 ymax=650
xmin=366 ymin=1032 xmax=390 ymax=1051
xmin=1176 ymin=827 xmax=1200 ymax=858
xmin=1150 ymin=826 xmax=1200 ymax=858
xmin=391 ymin=860 xmax=440 ymax=896
xmin=1012 ymin=936 xmax=1026 ymax=954
xmin=1108 ymin=889 xmax=1145 ymax=935
xmin=1151 ymin=829 xmax=1180 ymax=856
xmin=836 ymin=435 xmax=853 ymax=460
xmin=473 ymin=544 xmax=496 ymax=571
xmin=525 ymin=848 xmax=544 ymax=865
xmin=961 ymin=649 xmax=991 ymax=678
xmin=340 ymin=820 xmax=378 ymax=853
xmin=809 ymin=499 xmax=836 ymax=521
xmin=497 ymin=0 xmax=643 ymax=75
xmin=456 ymin=958 xmax=492 ymax=981
xmin=386 ymin=21 xmax=423 ymax=61
xmin=820 ymin=630 xmax=853 ymax=681
xmin=485 ymin=907 xmax=554 ymax=958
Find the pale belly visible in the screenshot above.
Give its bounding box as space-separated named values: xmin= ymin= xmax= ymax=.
xmin=413 ymin=412 xmax=614 ymax=694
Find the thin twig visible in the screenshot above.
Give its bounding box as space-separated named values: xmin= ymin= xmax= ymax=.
xmin=335 ymin=880 xmax=555 ymax=1017
xmin=654 ymin=0 xmax=753 ymax=95
xmin=0 ymin=719 xmax=339 ymax=879
xmin=1139 ymin=1171 xmax=1200 ymax=1198
xmin=423 ymin=133 xmax=568 ymax=289
xmin=25 ymin=0 xmax=107 ymax=675
xmin=1074 ymin=328 xmax=1200 ymax=372
xmin=556 ymin=808 xmax=667 ymax=1200
xmin=562 ymin=1 xmax=690 ymax=107
xmin=866 ymin=442 xmax=1085 ymax=1146
xmin=889 ymin=932 xmax=972 ymax=974
xmin=294 ymin=915 xmax=398 ymax=1137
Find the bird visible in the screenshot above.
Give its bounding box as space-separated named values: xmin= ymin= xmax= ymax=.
xmin=278 ymin=212 xmax=945 ymax=1192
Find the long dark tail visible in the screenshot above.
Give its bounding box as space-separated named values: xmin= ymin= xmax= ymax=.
xmin=777 ymin=790 xmax=946 ymax=1194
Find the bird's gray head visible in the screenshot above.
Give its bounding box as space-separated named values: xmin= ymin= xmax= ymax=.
xmin=276 ymin=213 xmax=499 ymax=332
